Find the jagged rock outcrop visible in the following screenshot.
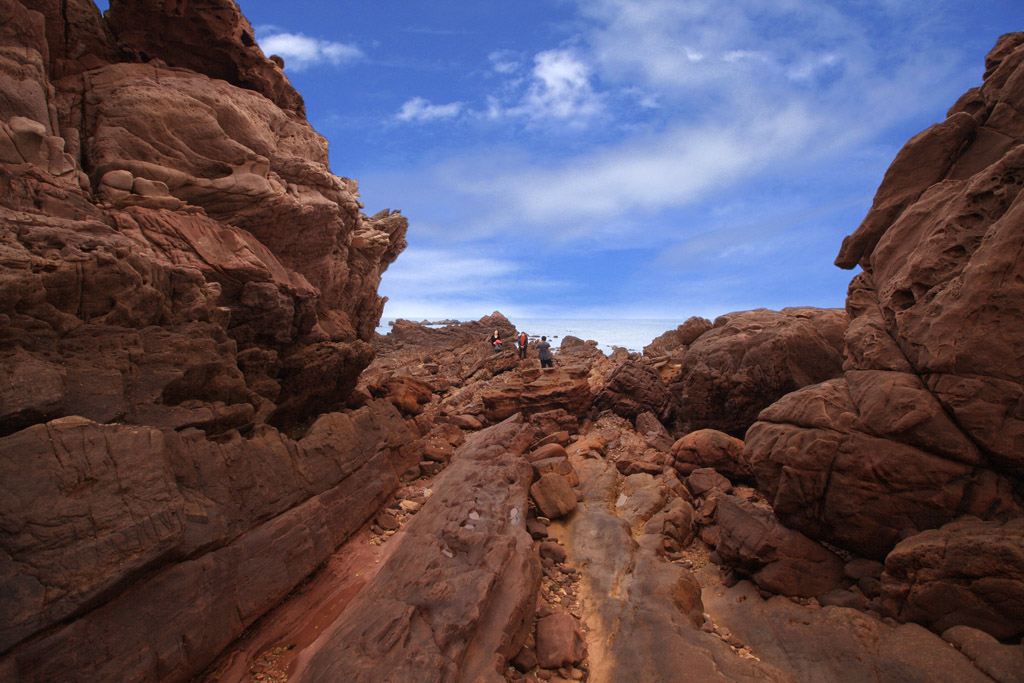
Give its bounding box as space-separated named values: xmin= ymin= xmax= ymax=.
xmin=0 ymin=400 xmax=416 ymax=679
xmin=746 ymin=32 xmax=1024 ymax=636
xmin=1 ymin=0 xmax=409 ymax=679
xmin=643 ymin=315 xmax=712 ymax=358
xmin=667 ymin=307 xmax=848 ymax=436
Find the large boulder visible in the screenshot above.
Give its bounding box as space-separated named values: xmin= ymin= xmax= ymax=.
xmin=881 ymin=517 xmax=1024 ymax=641
xmin=747 ymin=33 xmax=1024 ymax=561
xmin=668 ymin=307 xmax=847 ymax=436
xmin=593 ymin=358 xmax=673 ymax=421
xmin=711 ymin=494 xmax=846 ymax=598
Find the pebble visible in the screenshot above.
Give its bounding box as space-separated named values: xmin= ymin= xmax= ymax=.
xmin=399 ymin=499 xmax=422 ymax=513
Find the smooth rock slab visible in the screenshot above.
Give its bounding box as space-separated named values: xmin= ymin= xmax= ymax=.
xmin=291 ymin=415 xmax=541 ymax=683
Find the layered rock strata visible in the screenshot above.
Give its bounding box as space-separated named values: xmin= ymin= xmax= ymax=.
xmin=291 ymin=415 xmax=540 ymax=682
xmin=1 ymin=0 xmax=409 ymax=679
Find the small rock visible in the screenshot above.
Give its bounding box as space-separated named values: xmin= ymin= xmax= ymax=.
xmin=527 ymin=518 xmax=550 ymax=540
xmin=376 ymin=512 xmax=400 ymax=531
xmin=530 ymin=473 xmax=578 ymax=519
xmin=540 ymin=541 xmax=567 ymax=564
xmin=512 ymin=645 xmax=539 ymax=673
xmin=536 ymin=614 xmax=586 ymax=669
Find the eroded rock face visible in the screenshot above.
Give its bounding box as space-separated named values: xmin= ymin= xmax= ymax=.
xmin=1 ymin=0 xmax=409 ymax=678
xmin=747 ymin=34 xmax=1024 ymax=573
xmin=668 ymin=307 xmax=847 ymax=436
xmin=290 ymin=416 xmax=541 ymax=682
xmin=1 ymin=0 xmax=406 ymax=431
xmin=0 ymin=400 xmax=415 ymax=677
xmin=710 ymin=494 xmax=846 ymax=598
xmin=881 ymin=517 xmax=1024 ymax=641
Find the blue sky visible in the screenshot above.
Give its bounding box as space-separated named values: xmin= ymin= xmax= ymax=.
xmin=95 ymin=1 xmax=1020 ymax=321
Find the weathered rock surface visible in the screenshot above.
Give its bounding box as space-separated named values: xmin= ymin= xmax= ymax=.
xmin=643 ymin=315 xmax=713 ymax=358
xmin=592 ymin=358 xmax=673 ymax=421
xmin=668 ymin=307 xmax=847 ymax=436
xmin=710 ymin=493 xmax=846 ymax=598
xmin=700 ymin=573 xmax=996 ymax=683
xmin=881 ymin=517 xmax=1024 ymax=641
xmin=0 ymin=400 xmax=415 ymax=679
xmin=1 ymin=0 xmax=410 ymax=679
xmin=671 ymin=428 xmax=750 ymax=478
xmin=290 ymin=415 xmax=541 ymax=682
xmin=559 ymin=458 xmax=784 ymax=682
xmin=747 ymin=34 xmax=1024 ymax=582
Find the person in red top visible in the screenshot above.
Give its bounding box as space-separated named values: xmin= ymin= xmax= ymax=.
xmin=518 ymin=331 xmax=528 ymax=360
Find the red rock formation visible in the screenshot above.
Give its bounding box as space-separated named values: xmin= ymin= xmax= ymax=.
xmin=746 ymin=33 xmax=1024 ymax=636
xmin=881 ymin=517 xmax=1024 ymax=641
xmin=709 ymin=493 xmax=846 ymax=598
xmin=290 ymin=416 xmax=541 ymax=682
xmin=643 ymin=315 xmax=712 ymax=357
xmin=1 ymin=0 xmax=409 ymax=678
xmin=592 ymin=358 xmax=673 ymax=421
xmin=0 ymin=400 xmax=416 ymax=678
xmin=667 ymin=307 xmax=847 ymax=436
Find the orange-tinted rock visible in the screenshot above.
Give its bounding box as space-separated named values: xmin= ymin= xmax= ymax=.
xmin=291 ymin=416 xmax=541 ymax=682
xmin=0 ymin=0 xmax=411 ymax=679
xmin=530 ymin=472 xmax=578 ymax=519
xmin=0 ymin=400 xmax=415 ymax=673
xmin=106 ymin=0 xmax=305 ymax=116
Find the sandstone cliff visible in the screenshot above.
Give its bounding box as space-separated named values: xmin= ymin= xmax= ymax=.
xmin=1 ymin=0 xmax=411 ymax=679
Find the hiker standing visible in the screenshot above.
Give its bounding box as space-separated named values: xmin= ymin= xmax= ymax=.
xmin=518 ymin=331 xmax=528 ymax=360
xmin=537 ymin=336 xmax=553 ymax=368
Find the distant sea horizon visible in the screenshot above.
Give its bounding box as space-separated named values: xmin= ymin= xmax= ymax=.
xmin=377 ymin=317 xmax=682 ymax=355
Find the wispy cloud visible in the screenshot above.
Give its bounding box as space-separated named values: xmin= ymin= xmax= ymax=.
xmin=489 ymin=50 xmax=522 ymax=75
xmin=256 ymin=30 xmax=363 ymax=71
xmin=358 ymin=0 xmax=1003 ymax=319
xmin=377 ymin=246 xmax=564 ymax=320
xmin=396 ymin=97 xmax=464 ymax=122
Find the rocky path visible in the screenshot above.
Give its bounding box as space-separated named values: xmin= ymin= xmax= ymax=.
xmin=198 ymin=411 xmax=1022 ymax=683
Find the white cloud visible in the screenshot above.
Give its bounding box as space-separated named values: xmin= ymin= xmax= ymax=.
xmin=396 ymin=97 xmax=464 ymax=122
xmin=514 ymin=49 xmax=604 ymax=121
xmin=483 ymin=49 xmax=604 ymax=124
xmin=489 ymin=50 xmax=521 ymax=74
xmin=442 ymin=103 xmax=818 ymax=236
xmin=257 ymin=31 xmax=363 ymax=70
xmin=382 ymin=248 xmax=518 ymax=292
